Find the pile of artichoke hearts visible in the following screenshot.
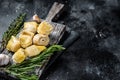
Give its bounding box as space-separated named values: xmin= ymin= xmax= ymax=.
xmin=6 ymin=14 xmax=53 ymax=63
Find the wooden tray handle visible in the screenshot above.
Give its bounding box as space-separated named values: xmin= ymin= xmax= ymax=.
xmin=46 ymin=2 xmax=64 ymax=22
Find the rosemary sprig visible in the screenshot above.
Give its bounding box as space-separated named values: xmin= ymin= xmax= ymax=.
xmin=6 ymin=45 xmax=65 ymax=80
xmin=0 ymin=13 xmax=26 ymax=52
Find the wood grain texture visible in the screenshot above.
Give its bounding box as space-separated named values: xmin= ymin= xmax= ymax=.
xmin=0 ymin=2 xmax=66 ymax=80
xmin=37 ymin=2 xmax=66 ymax=77
xmin=50 ymin=22 xmax=66 ymax=44
xmin=46 ymin=2 xmax=64 ymax=22
xmin=37 ymin=22 xmax=66 ymax=77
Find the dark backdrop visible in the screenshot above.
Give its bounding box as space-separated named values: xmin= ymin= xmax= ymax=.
xmin=0 ymin=0 xmax=120 ymax=80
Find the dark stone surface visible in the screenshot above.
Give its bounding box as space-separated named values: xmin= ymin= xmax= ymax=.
xmin=0 ymin=0 xmax=120 ymax=80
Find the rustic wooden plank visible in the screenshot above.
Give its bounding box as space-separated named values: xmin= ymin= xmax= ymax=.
xmin=37 ymin=2 xmax=66 ymax=77
xmin=0 ymin=2 xmax=66 ymax=80
xmin=37 ymin=23 xmax=66 ymax=77
xmin=46 ymin=2 xmax=64 ymax=22
xmin=49 ymin=22 xmax=66 ymax=44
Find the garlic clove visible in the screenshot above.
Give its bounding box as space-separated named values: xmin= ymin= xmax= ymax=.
xmin=32 ymin=14 xmax=41 ymax=23
xmin=3 ymin=55 xmax=10 ymax=65
xmin=0 ymin=54 xmax=10 ymax=66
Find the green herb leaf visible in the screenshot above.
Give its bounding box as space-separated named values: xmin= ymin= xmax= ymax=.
xmin=6 ymin=45 xmax=65 ymax=80
xmin=0 ymin=13 xmax=26 ymax=51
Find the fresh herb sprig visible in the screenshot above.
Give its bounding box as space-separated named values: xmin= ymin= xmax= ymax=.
xmin=6 ymin=45 xmax=65 ymax=80
xmin=1 ymin=13 xmax=26 ymax=51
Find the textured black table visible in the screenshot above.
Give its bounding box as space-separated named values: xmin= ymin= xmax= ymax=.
xmin=0 ymin=0 xmax=120 ymax=80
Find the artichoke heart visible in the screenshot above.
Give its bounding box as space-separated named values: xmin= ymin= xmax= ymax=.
xmin=6 ymin=36 xmax=21 ymax=52
xmin=12 ymin=48 xmax=26 ymax=63
xmin=25 ymin=45 xmax=46 ymax=57
xmin=24 ymin=22 xmax=38 ymax=33
xmin=37 ymin=21 xmax=53 ymax=35
xmin=19 ymin=30 xmax=34 ymax=48
xmin=33 ymin=34 xmax=50 ymax=46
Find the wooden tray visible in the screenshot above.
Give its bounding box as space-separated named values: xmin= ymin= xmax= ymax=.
xmin=39 ymin=28 xmax=79 ymax=79
xmin=0 ymin=2 xmax=66 ymax=80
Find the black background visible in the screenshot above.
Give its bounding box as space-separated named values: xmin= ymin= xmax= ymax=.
xmin=0 ymin=0 xmax=120 ymax=80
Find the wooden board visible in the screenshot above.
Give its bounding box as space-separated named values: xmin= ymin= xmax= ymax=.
xmin=50 ymin=23 xmax=66 ymax=44
xmin=37 ymin=2 xmax=66 ymax=77
xmin=0 ymin=2 xmax=66 ymax=80
xmin=39 ymin=27 xmax=79 ymax=79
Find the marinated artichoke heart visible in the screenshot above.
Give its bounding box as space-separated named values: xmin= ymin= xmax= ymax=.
xmin=37 ymin=21 xmax=53 ymax=35
xmin=25 ymin=45 xmax=46 ymax=57
xmin=24 ymin=22 xmax=38 ymax=33
xmin=12 ymin=48 xmax=26 ymax=63
xmin=0 ymin=54 xmax=10 ymax=66
xmin=6 ymin=36 xmax=21 ymax=52
xmin=33 ymin=34 xmax=50 ymax=46
xmin=19 ymin=30 xmax=34 ymax=48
